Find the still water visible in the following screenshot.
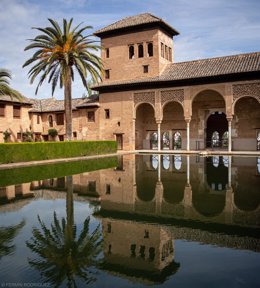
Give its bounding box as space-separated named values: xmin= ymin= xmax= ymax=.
xmin=0 ymin=154 xmax=259 ymax=287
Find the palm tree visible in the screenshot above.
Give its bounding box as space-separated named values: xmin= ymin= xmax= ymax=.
xmin=0 ymin=220 xmax=25 ymax=259
xmin=26 ymin=176 xmax=102 ymax=287
xmin=23 ymin=19 xmax=102 ymax=140
xmin=0 ymin=69 xmax=22 ymax=100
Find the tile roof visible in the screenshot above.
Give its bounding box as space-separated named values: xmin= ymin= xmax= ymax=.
xmin=92 ymin=52 xmax=260 ymax=89
xmin=94 ymin=13 xmax=179 ymax=36
xmin=0 ymin=95 xmax=32 ymax=105
xmin=30 ymin=95 xmax=99 ymax=112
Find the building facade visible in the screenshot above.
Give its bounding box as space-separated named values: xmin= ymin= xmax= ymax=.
xmin=1 ymin=13 xmax=260 ymax=151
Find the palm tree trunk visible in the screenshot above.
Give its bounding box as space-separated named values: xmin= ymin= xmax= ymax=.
xmin=66 ymin=175 xmax=74 ymax=239
xmin=64 ymin=67 xmax=72 ymax=141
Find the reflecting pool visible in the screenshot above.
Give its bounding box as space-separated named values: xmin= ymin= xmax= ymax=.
xmin=0 ymin=154 xmax=259 ymax=287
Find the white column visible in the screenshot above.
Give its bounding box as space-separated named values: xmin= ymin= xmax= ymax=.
xmin=228 ymin=156 xmax=232 ymax=187
xmin=158 ymin=154 xmax=161 ymax=182
xmin=187 ymin=155 xmax=190 ymax=185
xmin=157 ymin=122 xmax=161 ymax=151
xmin=186 ymin=120 xmax=190 ymax=151
xmin=133 ymin=118 xmax=136 ymax=150
xmin=228 ymin=118 xmax=232 ymax=152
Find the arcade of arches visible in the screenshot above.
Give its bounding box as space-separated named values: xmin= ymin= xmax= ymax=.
xmin=134 ymin=86 xmax=260 ymax=151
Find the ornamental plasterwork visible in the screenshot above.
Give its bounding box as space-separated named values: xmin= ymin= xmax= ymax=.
xmin=134 ymin=92 xmax=155 ymax=107
xmin=161 ymin=89 xmax=184 ymax=106
xmin=232 ymin=83 xmax=260 ymax=103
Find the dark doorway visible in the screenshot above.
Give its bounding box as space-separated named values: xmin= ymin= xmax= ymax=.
xmin=116 ymin=134 xmax=123 ymax=150
xmin=206 ymin=112 xmax=228 ymax=148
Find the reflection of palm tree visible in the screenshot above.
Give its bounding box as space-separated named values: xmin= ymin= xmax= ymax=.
xmin=26 ymin=176 xmax=102 ymax=287
xmin=0 ymin=220 xmax=25 ymax=259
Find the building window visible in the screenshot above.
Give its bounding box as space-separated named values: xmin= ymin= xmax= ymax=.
xmin=147 ymin=42 xmax=153 ymax=57
xmin=107 ymin=223 xmax=111 ymax=233
xmin=173 ymin=132 xmax=182 ymax=150
xmin=138 ymin=44 xmax=144 ymax=58
xmin=48 ymin=115 xmax=53 ymax=127
xmin=105 ymin=48 xmax=109 ymax=58
xmin=143 ymin=65 xmax=149 ymax=73
xmin=73 ymin=132 xmax=77 ymax=139
xmin=17 ymin=133 xmax=21 ymax=140
xmin=161 ymin=42 xmax=164 ymax=58
xmin=129 ymin=45 xmax=134 ymax=59
xmin=212 ymin=131 xmax=220 ymax=147
xmin=169 ymin=47 xmax=172 ymax=61
xmin=56 ymin=113 xmax=64 ymax=125
xmin=0 ymin=104 xmax=5 ymax=117
xmin=37 ymin=114 xmax=41 ymax=124
xmin=105 ymin=69 xmax=110 ymax=79
xmin=105 ymin=109 xmax=110 ymax=119
xmin=106 ymin=184 xmax=111 ymax=195
xmin=257 ymin=131 xmax=260 ymax=150
xmin=166 ymin=45 xmax=169 ymax=60
xmin=87 ymin=111 xmax=95 ymax=122
xmin=13 ymin=105 xmax=21 ymax=118
xmin=88 ymin=181 xmax=96 ymax=192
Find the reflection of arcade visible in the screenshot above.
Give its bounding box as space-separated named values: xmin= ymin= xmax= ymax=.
xmin=99 ymin=218 xmax=180 ymax=285
xmin=100 ymin=154 xmax=260 ymax=228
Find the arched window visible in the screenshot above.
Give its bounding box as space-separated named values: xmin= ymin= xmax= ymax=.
xmin=162 ymin=132 xmax=170 ymax=149
xmin=212 ymin=131 xmax=220 ymax=147
xmin=174 ymin=155 xmax=182 ymax=170
xmin=147 ymin=42 xmax=153 ymax=57
xmin=150 ymin=132 xmax=158 ymax=149
xmin=138 ymin=44 xmax=144 ymax=58
xmin=163 ymin=155 xmax=170 ymax=170
xmin=48 ymin=115 xmax=53 ymax=127
xmin=129 ymin=45 xmax=134 ymax=59
xmin=222 ymin=156 xmax=229 ymax=167
xmin=257 ymin=132 xmax=260 ymax=150
xmin=222 ymin=131 xmax=228 ymax=147
xmin=173 ymin=132 xmax=181 ymax=150
xmin=212 ymin=156 xmax=220 ymax=168
xmin=151 ymin=155 xmax=159 ymax=170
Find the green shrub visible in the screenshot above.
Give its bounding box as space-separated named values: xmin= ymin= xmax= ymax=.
xmin=0 ymin=156 xmax=117 ymax=187
xmin=48 ymin=128 xmax=58 ymax=138
xmin=0 ymin=140 xmax=117 ymax=164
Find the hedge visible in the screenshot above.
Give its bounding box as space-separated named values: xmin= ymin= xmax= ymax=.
xmin=0 ymin=140 xmax=117 ymax=164
xmin=0 ymin=156 xmax=118 ymax=187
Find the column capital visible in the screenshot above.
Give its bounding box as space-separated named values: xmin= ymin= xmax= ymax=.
xmin=226 ymin=116 xmax=233 ymax=122
xmin=185 ymin=118 xmax=191 ymax=123
xmin=156 ymin=119 xmax=162 ymax=124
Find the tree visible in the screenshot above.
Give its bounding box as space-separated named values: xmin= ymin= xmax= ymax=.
xmin=0 ymin=69 xmax=22 ymax=100
xmin=0 ymin=220 xmax=25 ymax=259
xmin=26 ymin=176 xmax=102 ymax=287
xmin=23 ymin=19 xmax=102 ymax=140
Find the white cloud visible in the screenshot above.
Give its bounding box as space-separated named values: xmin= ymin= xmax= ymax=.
xmin=0 ymin=0 xmax=259 ymax=100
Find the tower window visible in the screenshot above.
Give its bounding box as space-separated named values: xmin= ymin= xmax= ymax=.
xmin=165 ymin=45 xmax=168 ymax=60
xmin=105 ymin=109 xmax=110 ymax=119
xmin=0 ymin=104 xmax=5 ymax=117
xmin=138 ymin=44 xmax=144 ymax=58
xmin=143 ymin=65 xmax=149 ymax=73
xmin=87 ymin=111 xmax=95 ymax=122
xmin=169 ymin=47 xmax=172 ymax=61
xmin=13 ymin=105 xmax=21 ymax=118
xmin=147 ymin=42 xmax=153 ymax=57
xmin=106 ymin=184 xmax=111 ymax=194
xmin=105 ymin=48 xmax=109 ymax=58
xmin=129 ymin=45 xmax=134 ymax=59
xmin=105 ymin=69 xmax=110 ymax=79
xmin=161 ymin=42 xmax=164 ymax=58
xmin=48 ymin=115 xmax=53 ymax=127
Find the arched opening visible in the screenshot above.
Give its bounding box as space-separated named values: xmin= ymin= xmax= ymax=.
xmin=129 ymin=45 xmax=134 ymax=59
xmin=162 ymin=101 xmax=185 ymax=150
xmin=173 ymin=155 xmax=182 ymax=170
xmin=48 ymin=115 xmax=53 ymax=127
xmin=147 ymin=43 xmax=153 ymax=57
xmin=138 ymin=44 xmax=144 ymax=58
xmin=192 ymin=90 xmax=226 ymax=150
xmin=173 ymin=132 xmax=182 ymax=150
xmin=162 ymin=131 xmax=170 ymax=149
xmin=135 ymin=103 xmax=156 ymax=150
xmin=222 ymin=131 xmax=229 ymax=148
xmin=234 ymin=97 xmax=260 ymax=150
xmin=150 ymin=132 xmax=158 ymax=150
xmin=162 ymin=154 xmax=170 ymax=170
xmin=206 ymin=112 xmax=228 ymax=148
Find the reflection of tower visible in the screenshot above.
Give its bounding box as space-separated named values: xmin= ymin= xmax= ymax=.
xmin=100 ymin=217 xmax=179 ymax=284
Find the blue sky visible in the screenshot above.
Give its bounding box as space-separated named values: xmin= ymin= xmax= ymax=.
xmin=0 ymin=0 xmax=259 ymax=99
